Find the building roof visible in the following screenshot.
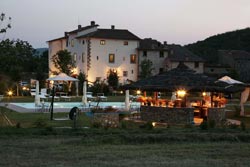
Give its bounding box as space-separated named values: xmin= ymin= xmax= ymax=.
xmin=76 ymin=29 xmax=141 ymax=40
xmin=218 ymin=50 xmax=250 ymax=60
xmin=168 ymin=45 xmax=204 ymax=62
xmin=123 ymin=62 xmax=244 ymax=93
xmin=47 ymin=36 xmax=66 ymax=43
xmin=138 ymin=38 xmax=168 ymax=51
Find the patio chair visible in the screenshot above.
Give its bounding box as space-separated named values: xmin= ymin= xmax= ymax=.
xmin=30 ymin=89 xmax=36 ymax=97
xmin=97 ymin=93 xmax=108 ymax=101
xmin=61 ymin=95 xmax=71 ymax=101
xmin=86 ymin=92 xmax=96 ymax=101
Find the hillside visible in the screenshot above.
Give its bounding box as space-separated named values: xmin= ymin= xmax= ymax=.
xmin=185 ymin=28 xmax=250 ymax=64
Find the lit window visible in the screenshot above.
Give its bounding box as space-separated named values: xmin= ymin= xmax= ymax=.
xmin=143 ymin=51 xmax=147 ymax=57
xmin=159 ymin=51 xmax=164 ymax=58
xmin=123 ymin=71 xmax=128 ymax=77
xmin=71 ymin=39 xmax=74 ymax=47
xmin=100 ymin=40 xmax=105 ymax=45
xmin=109 ymin=54 xmax=115 ymax=63
xmin=130 ymin=54 xmax=136 ymax=64
xmin=124 ymin=41 xmax=128 ymax=45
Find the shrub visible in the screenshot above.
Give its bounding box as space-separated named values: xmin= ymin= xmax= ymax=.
xmin=92 ymin=121 xmax=102 ymax=128
xmin=16 ymin=122 xmax=21 ymax=128
xmin=208 ymin=119 xmax=216 ymax=128
xmin=240 ymin=121 xmax=246 ymax=131
xmin=199 ymin=120 xmax=208 ymax=130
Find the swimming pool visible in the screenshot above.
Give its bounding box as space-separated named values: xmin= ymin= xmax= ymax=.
xmin=8 ymin=102 xmax=140 ymax=113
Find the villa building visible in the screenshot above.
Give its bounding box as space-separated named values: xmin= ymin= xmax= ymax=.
xmin=137 ymin=38 xmax=204 ymax=79
xmin=48 ymin=21 xmax=140 ymax=84
xmin=48 ymin=21 xmax=204 ymax=85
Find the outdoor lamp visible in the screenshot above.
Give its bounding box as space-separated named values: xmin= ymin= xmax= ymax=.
xmin=7 ymin=90 xmax=13 ymax=97
xmin=177 ymin=90 xmax=186 ymax=97
xmin=202 ymin=92 xmax=206 ymax=96
xmin=136 ymin=90 xmax=141 ymax=95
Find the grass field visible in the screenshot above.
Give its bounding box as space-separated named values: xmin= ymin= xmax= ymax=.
xmin=1 ymin=97 xmax=250 ymax=166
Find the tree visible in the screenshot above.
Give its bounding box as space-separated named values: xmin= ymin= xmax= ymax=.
xmin=0 ymin=39 xmax=34 ymax=81
xmin=140 ymin=59 xmax=154 ymax=79
xmin=0 ymin=13 xmax=11 ymax=34
xmin=51 ymin=49 xmax=75 ymax=75
xmin=107 ymin=69 xmax=119 ymax=89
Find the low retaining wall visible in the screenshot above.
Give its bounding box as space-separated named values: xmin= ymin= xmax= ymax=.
xmin=140 ymin=106 xmax=194 ymax=124
xmin=207 ymin=108 xmax=226 ymax=124
xmin=93 ymin=112 xmax=120 ymax=128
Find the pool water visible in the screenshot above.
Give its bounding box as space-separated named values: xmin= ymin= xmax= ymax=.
xmin=9 ymin=102 xmax=140 ymax=112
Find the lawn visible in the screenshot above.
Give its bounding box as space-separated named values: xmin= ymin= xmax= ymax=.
xmin=1 ymin=97 xmax=250 ymax=166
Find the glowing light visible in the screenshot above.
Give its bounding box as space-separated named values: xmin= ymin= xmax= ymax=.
xmin=152 ymin=122 xmax=156 ymax=127
xmin=120 ymin=91 xmax=123 ymax=94
xmin=136 ymin=90 xmax=141 ymax=95
xmin=177 ymin=90 xmax=186 ymax=97
xmin=7 ymin=90 xmax=13 ymax=96
xmin=202 ymin=92 xmax=206 ymax=96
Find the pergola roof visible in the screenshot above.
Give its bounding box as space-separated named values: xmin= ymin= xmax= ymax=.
xmin=124 ymin=63 xmax=245 ymax=93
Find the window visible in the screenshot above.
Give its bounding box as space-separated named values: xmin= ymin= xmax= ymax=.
xmin=71 ymin=39 xmax=74 ymax=47
xmin=143 ymin=51 xmax=147 ymax=57
xmin=130 ymin=54 xmax=136 ymax=64
xmin=109 ymin=54 xmax=115 ymax=63
xmin=194 ymin=62 xmax=199 ymax=68
xmin=73 ymin=53 xmax=77 ymax=62
xmin=159 ymin=51 xmax=164 ymax=58
xmin=82 ymin=40 xmax=85 ymax=45
xmin=123 ymin=71 xmax=128 ymax=77
xmin=82 ymin=53 xmax=84 ymax=63
xmin=97 ymin=56 xmax=99 ymax=60
xmin=131 ymin=70 xmax=134 ymax=74
xmin=159 ymin=68 xmax=164 ymax=73
xmin=124 ymin=41 xmax=128 ymax=45
xmin=96 ymin=77 xmax=101 ymax=81
xmin=100 ymin=40 xmax=105 ymax=45
xmin=123 ymin=57 xmax=125 ymax=61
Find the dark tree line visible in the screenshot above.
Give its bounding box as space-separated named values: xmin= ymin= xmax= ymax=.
xmin=185 ymin=28 xmax=250 ymax=64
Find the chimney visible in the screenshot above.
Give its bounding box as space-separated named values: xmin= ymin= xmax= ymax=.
xmin=111 ymin=25 xmax=115 ymax=29
xmin=90 ymin=21 xmax=95 ymax=26
xmin=64 ymin=32 xmax=68 ymax=37
xmin=78 ymin=25 xmax=81 ymax=30
xmin=164 ymin=41 xmax=167 ymax=45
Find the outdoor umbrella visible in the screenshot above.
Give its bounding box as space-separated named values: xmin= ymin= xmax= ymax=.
xmin=47 ymin=73 xmax=79 ymax=81
xmin=35 ymin=80 xmax=40 ymax=106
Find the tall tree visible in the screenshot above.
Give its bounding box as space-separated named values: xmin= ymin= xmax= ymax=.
xmin=107 ymin=69 xmax=119 ymax=89
xmin=0 ymin=13 xmax=11 ymax=34
xmin=51 ymin=49 xmax=74 ymax=75
xmin=140 ymin=59 xmax=154 ymax=79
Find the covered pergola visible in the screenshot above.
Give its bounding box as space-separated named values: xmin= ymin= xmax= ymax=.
xmin=123 ymin=63 xmax=245 ymax=124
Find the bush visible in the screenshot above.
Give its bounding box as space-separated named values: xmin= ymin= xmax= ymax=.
xmin=240 ymin=121 xmax=246 ymax=131
xmin=16 ymin=122 xmax=21 ymax=128
xmin=92 ymin=121 xmax=102 ymax=128
xmin=208 ymin=119 xmax=216 ymax=128
xmin=199 ymin=120 xmax=208 ymax=130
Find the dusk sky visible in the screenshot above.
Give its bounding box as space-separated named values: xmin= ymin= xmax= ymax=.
xmin=1 ymin=0 xmax=250 ymax=48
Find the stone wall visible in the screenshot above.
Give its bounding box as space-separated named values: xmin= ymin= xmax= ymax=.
xmin=140 ymin=106 xmax=194 ymax=124
xmin=93 ymin=113 xmax=120 ymax=128
xmin=207 ymin=108 xmax=226 ymax=124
